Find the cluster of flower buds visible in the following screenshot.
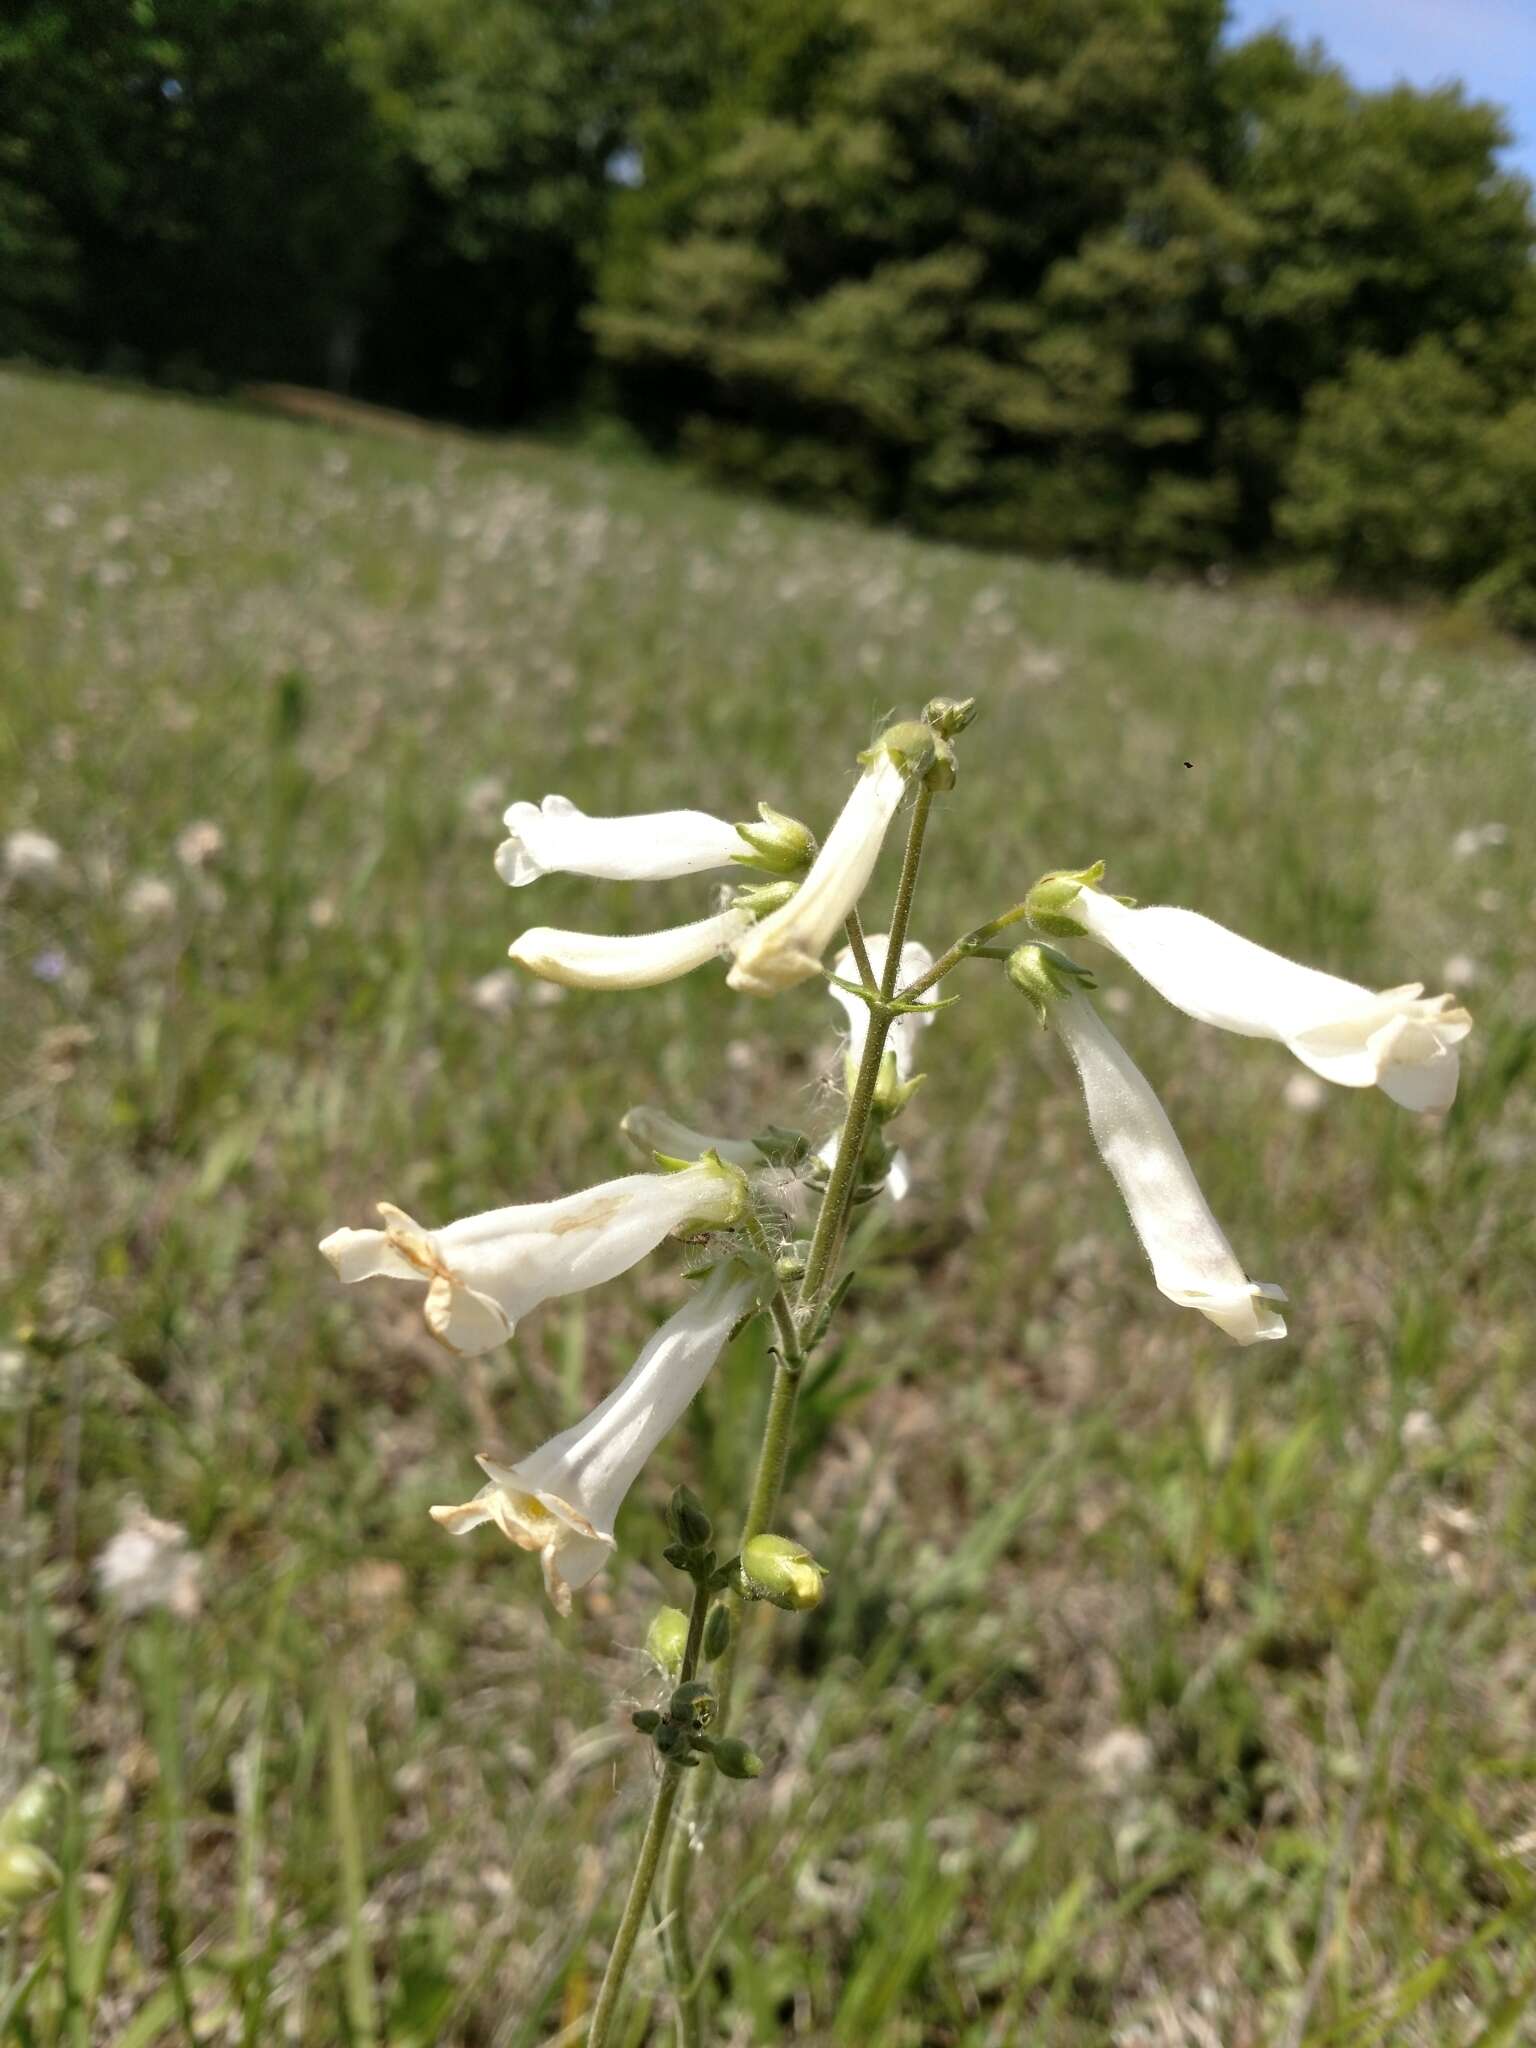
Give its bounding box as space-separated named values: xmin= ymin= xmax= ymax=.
xmin=0 ymin=1769 xmax=65 ymax=1925
xmin=630 ymin=1685 xmax=762 ymax=1780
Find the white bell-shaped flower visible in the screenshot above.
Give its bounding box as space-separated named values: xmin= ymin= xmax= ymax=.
xmin=496 ymin=795 xmax=746 ymax=887
xmin=507 ymin=905 xmax=753 ymax=991
xmin=728 ymin=749 xmax=911 ymax=995
xmin=828 ymin=935 xmax=935 ymax=1079
xmin=320 ymin=1161 xmax=746 ymax=1355
xmin=817 ymin=934 xmax=935 ymax=1202
xmin=1070 ymin=885 xmax=1471 ymax=1112
xmin=1051 ymin=988 xmax=1287 ymax=1346
xmin=431 ymin=1262 xmax=759 ymax=1612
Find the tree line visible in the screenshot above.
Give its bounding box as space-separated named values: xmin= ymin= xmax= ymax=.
xmin=5 ymin=0 xmax=1535 ymax=628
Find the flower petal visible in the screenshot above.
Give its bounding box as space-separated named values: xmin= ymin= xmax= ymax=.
xmin=496 ymin=794 xmax=746 ymax=886
xmin=728 ymin=755 xmax=908 ymax=994
xmin=508 ymin=907 xmax=752 ymax=990
xmin=1052 ymin=990 xmax=1286 ymax=1346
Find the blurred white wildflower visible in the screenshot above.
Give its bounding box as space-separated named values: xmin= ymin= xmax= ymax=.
xmin=462 ymin=776 xmax=507 ymax=826
xmin=4 ymin=830 xmax=63 ymax=883
xmin=470 ymin=968 xmax=521 ymax=1017
xmin=1441 ymin=953 xmax=1478 ymax=987
xmin=1085 ymin=1727 xmax=1154 ymax=1796
xmin=124 ymin=876 xmax=176 ymax=921
xmin=95 ymin=1506 xmax=203 ymax=1618
xmin=1451 ymin=823 xmax=1508 ymax=859
xmin=175 ymin=820 xmax=224 ymax=869
xmin=1282 ymin=1072 xmax=1327 ymax=1113
xmin=1400 ymin=1409 xmax=1441 ymax=1453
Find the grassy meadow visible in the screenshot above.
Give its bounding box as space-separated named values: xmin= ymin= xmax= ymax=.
xmin=3 ymin=365 xmax=1535 ymax=2046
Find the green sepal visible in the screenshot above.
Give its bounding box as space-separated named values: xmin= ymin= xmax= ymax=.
xmin=750 ymin=1124 xmax=811 ymax=1167
xmin=1023 ymin=861 xmax=1107 ymax=938
xmin=821 ymin=969 xmax=958 ymax=1018
xmin=1005 ymin=942 xmax=1098 ymax=1026
xmin=731 ymin=878 xmax=799 ymax=917
xmin=858 ymin=719 xmax=935 ymax=781
xmin=731 ymin=803 xmax=817 ymax=877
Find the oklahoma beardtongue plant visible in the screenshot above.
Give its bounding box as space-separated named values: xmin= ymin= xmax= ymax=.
xmin=318 ymin=700 xmax=1471 ymax=2047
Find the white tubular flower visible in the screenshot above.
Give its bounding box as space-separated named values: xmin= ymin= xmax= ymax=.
xmin=431 ymin=1262 xmax=758 ymax=1612
xmin=1050 ymin=986 xmax=1287 ymax=1346
xmin=817 ymin=934 xmax=935 ymax=1202
xmin=320 ymin=1162 xmax=747 ymax=1355
xmin=508 ymin=905 xmax=753 ymax=991
xmin=496 ymin=794 xmax=747 ymax=887
xmin=828 ymin=935 xmax=935 ymax=1079
xmin=727 ymin=737 xmax=920 ymax=995
xmin=619 ymin=1106 xmax=766 ymax=1171
xmin=1068 ymin=884 xmax=1472 ymax=1113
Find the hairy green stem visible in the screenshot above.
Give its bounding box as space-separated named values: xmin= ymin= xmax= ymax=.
xmin=606 ymin=782 xmax=947 ymax=2045
xmin=587 ymin=1576 xmax=711 ymax=2048
xmin=898 ymin=900 xmax=1031 ymax=1002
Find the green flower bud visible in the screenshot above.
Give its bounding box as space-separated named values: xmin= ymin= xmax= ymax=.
xmin=0 ymin=1770 xmax=65 ymax=1851
xmin=924 ymin=696 xmax=978 ymax=738
xmin=0 ymin=1843 xmax=61 ymax=1921
xmin=631 ymin=1709 xmax=662 ymax=1735
xmin=702 ymin=1603 xmax=734 ymax=1661
xmin=872 ymin=1048 xmax=926 ymax=1120
xmin=750 ymin=1124 xmax=811 ymax=1167
xmin=740 ymin=1533 xmax=827 ymax=1612
xmin=669 ymin=1679 xmax=717 ymax=1731
xmin=666 ymin=1485 xmax=713 ymax=1550
xmin=732 ymin=803 xmax=817 ymax=878
xmin=1005 ymin=942 xmax=1097 ymax=1026
xmin=1023 ymin=861 xmax=1106 ymax=939
xmin=644 ymin=1606 xmax=690 ymax=1680
xmin=707 ymin=1736 xmax=763 ymax=1781
xmin=732 ymin=878 xmax=800 ymax=918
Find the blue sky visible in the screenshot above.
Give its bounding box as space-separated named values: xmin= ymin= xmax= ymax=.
xmin=1224 ymin=0 xmax=1536 ymax=185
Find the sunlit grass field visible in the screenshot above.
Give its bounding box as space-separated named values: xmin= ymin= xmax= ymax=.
xmin=2 ymin=364 xmax=1534 ymax=2046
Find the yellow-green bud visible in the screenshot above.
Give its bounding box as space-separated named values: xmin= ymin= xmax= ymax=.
xmin=645 ymin=1605 xmax=690 ymax=1680
xmin=0 ymin=1770 xmax=65 ymax=1851
xmin=732 ymin=803 xmax=817 ymax=878
xmin=669 ymin=1679 xmax=717 ymax=1730
xmin=872 ymin=1047 xmax=925 ymax=1120
xmin=0 ymin=1843 xmax=61 ymax=1921
xmin=733 ymin=878 xmax=799 ymax=918
xmin=1005 ymin=942 xmax=1097 ymax=1026
xmin=924 ymin=696 xmax=978 ymax=738
xmin=740 ymin=1533 xmax=827 ymax=1612
xmin=1023 ymin=861 xmax=1106 ymax=939
xmin=708 ymin=1736 xmax=762 ymax=1780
